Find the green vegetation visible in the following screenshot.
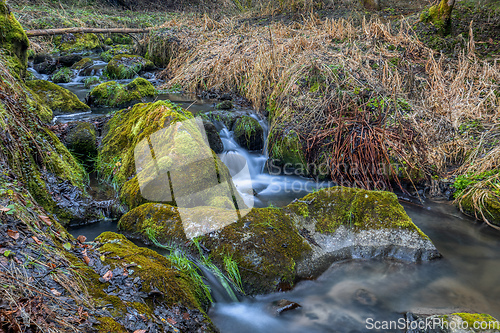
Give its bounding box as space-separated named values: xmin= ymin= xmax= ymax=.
xmin=0 ymin=0 xmax=29 ymax=77
xmin=104 ymin=54 xmax=155 ymax=79
xmin=100 ymin=44 xmax=134 ymax=62
xmin=88 ymin=77 xmax=156 ymax=107
xmin=26 ymin=80 xmax=90 ymax=114
xmin=83 ymin=76 xmax=101 ymax=88
xmin=54 ymin=33 xmax=100 ymax=54
xmin=51 ymin=67 xmax=73 ymax=83
xmin=71 ymin=57 xmax=93 ymax=70
xmin=233 ymin=116 xmax=264 ymax=150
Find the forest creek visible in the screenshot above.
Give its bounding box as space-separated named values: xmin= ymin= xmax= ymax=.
xmin=0 ymin=0 xmax=500 ymax=332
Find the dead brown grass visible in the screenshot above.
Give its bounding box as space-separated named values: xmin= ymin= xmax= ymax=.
xmin=157 ymin=13 xmax=500 ymax=193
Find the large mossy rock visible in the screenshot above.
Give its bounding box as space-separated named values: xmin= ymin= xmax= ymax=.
xmin=119 ymin=187 xmax=440 ymax=295
xmin=0 ymin=0 xmax=29 ymax=77
xmin=26 ymin=80 xmax=90 ymax=114
xmin=89 ymin=232 xmax=218 ymax=332
xmin=87 ymin=77 xmax=155 ymax=108
xmin=71 ymin=57 xmax=93 ymax=70
xmin=64 ymin=122 xmax=97 ymax=165
xmin=105 ymin=54 xmax=155 ymax=79
xmin=233 ymin=115 xmax=264 ymax=151
xmin=97 ymin=100 xmax=239 ymax=212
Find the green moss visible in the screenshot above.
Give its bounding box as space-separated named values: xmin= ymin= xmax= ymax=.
xmin=0 ymin=1 xmax=29 ymax=77
xmin=26 ymin=80 xmax=89 ymax=114
xmin=51 ymin=67 xmax=73 ymax=83
xmin=55 ymin=33 xmax=100 ymax=54
xmin=119 ymin=203 xmax=312 ymax=294
xmin=95 ymin=232 xmax=209 ymax=309
xmin=420 ymin=0 xmax=453 ymax=34
xmin=269 ymin=128 xmax=305 ymax=167
xmin=100 ymin=44 xmax=134 ymax=62
xmin=233 ymin=116 xmax=264 ymax=150
xmin=88 ymin=77 xmax=156 ymax=108
xmin=287 ymin=187 xmax=429 ymax=239
xmin=65 ymin=122 xmax=97 ymax=166
xmin=97 ymin=100 xmax=192 ymax=190
xmin=104 ymin=54 xmax=155 ymax=79
xmin=71 ymin=57 xmax=93 ymax=70
xmin=95 ymin=317 xmax=128 ymax=333
xmin=451 ymin=313 xmax=499 ymax=329
xmin=24 ymin=86 xmax=53 ymax=123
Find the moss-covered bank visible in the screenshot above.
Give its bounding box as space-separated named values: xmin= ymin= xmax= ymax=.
xmin=0 ymin=0 xmax=28 ymax=77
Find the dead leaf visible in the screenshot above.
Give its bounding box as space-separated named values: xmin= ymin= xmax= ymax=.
xmin=48 ymin=263 xmax=56 ymax=269
xmin=0 ymin=206 xmax=10 ymax=212
xmin=83 ymin=256 xmax=90 ymax=265
xmin=167 ymin=318 xmax=176 ymax=325
xmin=183 ymin=312 xmax=190 ymax=320
xmin=32 ymin=236 xmax=42 ymax=245
xmin=102 ymin=270 xmax=113 ymax=282
xmin=50 ymin=288 xmax=62 ymax=296
xmin=133 ymin=330 xmax=146 ymax=333
xmin=7 ymin=230 xmax=19 ymax=240
xmin=77 ymin=235 xmax=87 ymax=243
xmin=39 ymin=215 xmax=52 ymax=226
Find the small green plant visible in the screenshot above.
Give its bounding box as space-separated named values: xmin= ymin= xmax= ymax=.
xmin=223 ymin=253 xmax=243 ymax=292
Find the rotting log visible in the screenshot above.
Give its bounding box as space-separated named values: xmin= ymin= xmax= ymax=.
xmin=25 ymin=27 xmax=153 ymax=37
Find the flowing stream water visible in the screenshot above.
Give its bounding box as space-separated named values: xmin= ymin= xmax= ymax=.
xmin=32 ymin=57 xmax=500 ymax=332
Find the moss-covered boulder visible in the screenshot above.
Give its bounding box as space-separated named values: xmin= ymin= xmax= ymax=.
xmin=119 ymin=187 xmax=439 ymax=295
xmin=100 ymin=44 xmax=134 ymax=62
xmin=89 ymin=232 xmax=218 ymax=332
xmin=233 ymin=115 xmax=264 ymax=151
xmin=26 ymin=80 xmax=90 ymax=114
xmin=97 ymin=100 xmax=240 ymax=211
xmin=206 ymin=110 xmax=240 ymax=130
xmin=55 ymin=32 xmax=100 ymax=54
xmin=51 ymin=67 xmax=73 ymax=83
xmin=64 ymin=122 xmax=97 ymax=165
xmin=408 ymin=312 xmax=499 ymax=332
xmin=71 ymin=57 xmax=93 ymax=70
xmin=0 ymin=0 xmax=29 ymax=77
xmin=104 ymin=54 xmax=155 ymax=79
xmin=87 ymin=77 xmax=156 ymax=108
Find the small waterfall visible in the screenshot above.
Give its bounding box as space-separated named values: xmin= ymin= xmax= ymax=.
xmin=216 ymin=112 xmax=332 ymax=208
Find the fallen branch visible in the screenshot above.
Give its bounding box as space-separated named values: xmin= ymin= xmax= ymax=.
xmin=25 ymin=27 xmax=153 ymax=37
